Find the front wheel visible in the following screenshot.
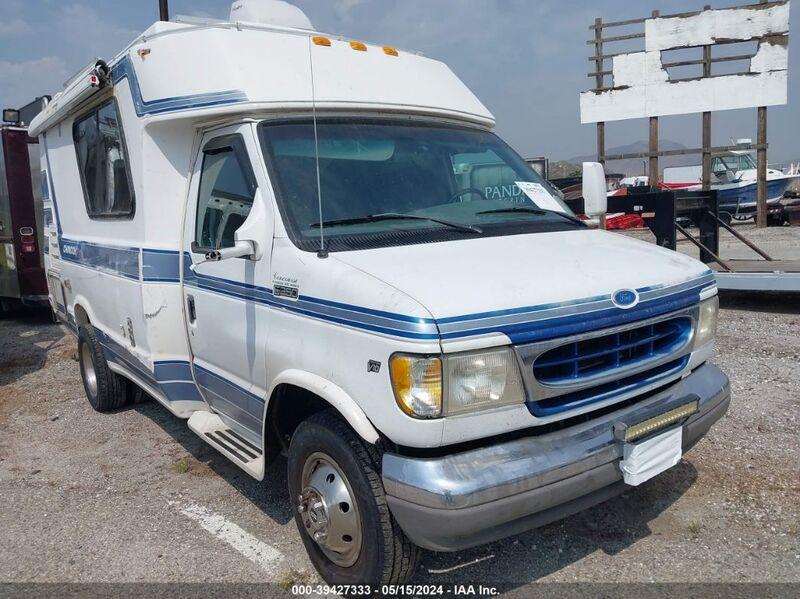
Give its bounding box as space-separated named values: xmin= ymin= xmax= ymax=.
xmin=287 ymin=411 xmax=420 ymax=585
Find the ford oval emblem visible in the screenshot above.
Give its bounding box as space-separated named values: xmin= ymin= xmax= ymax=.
xmin=612 ymin=289 xmax=639 ymax=309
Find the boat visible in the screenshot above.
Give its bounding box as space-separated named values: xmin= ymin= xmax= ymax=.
xmin=662 ymin=140 xmax=798 ymax=220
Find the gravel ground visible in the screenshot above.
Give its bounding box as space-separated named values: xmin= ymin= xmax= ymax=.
xmin=0 ymin=291 xmax=798 ymax=594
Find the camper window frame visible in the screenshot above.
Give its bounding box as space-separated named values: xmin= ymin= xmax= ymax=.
xmin=192 ymin=133 xmax=258 ymax=253
xmin=71 ymin=97 xmax=136 ymax=221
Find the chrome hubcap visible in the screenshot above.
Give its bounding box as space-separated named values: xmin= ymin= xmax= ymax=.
xmin=299 ymin=452 xmax=362 ymax=567
xmin=81 ymin=343 xmax=98 ymax=397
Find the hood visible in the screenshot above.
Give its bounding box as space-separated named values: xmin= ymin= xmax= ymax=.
xmin=333 ymin=230 xmax=715 ymax=344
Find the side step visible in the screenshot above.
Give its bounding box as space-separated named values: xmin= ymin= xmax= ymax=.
xmin=188 ymin=411 xmax=264 ymax=480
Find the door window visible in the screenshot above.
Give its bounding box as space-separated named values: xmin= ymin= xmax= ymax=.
xmin=195 ymin=138 xmax=256 ymax=250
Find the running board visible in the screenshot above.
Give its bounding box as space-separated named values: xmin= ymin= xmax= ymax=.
xmin=187 ymin=411 xmax=264 ymax=480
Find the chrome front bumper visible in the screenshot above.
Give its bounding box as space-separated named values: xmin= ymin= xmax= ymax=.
xmin=382 ymin=362 xmax=730 ymax=552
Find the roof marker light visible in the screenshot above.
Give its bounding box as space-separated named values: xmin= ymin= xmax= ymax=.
xmin=350 ymin=41 xmax=367 ymax=52
xmin=312 ymin=36 xmax=331 ymax=47
xmin=383 ymin=46 xmax=399 ymax=57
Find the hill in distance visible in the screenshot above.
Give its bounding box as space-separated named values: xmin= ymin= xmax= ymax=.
xmin=552 ymin=140 xmax=698 ymax=178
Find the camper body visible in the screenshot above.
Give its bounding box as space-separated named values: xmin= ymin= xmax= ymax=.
xmin=31 ymin=3 xmax=730 ymax=584
xmin=0 ymin=101 xmax=48 ymax=311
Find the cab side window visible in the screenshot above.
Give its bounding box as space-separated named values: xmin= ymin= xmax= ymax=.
xmin=73 ymin=99 xmax=135 ymax=219
xmin=195 ymin=137 xmax=256 ymax=250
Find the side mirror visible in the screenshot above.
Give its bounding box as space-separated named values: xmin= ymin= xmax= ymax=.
xmin=582 ymin=162 xmax=607 ymax=217
xmin=189 ymin=240 xmax=255 ymax=271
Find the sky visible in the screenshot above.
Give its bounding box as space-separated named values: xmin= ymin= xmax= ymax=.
xmin=1 ymin=0 xmax=798 ymax=165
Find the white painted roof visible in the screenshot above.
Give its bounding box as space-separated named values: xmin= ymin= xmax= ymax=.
xmin=30 ymin=18 xmax=494 ymax=136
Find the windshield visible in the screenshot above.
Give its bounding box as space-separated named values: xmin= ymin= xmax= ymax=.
xmin=258 ymin=119 xmax=579 ymax=252
xmin=713 ymin=153 xmax=756 ymax=173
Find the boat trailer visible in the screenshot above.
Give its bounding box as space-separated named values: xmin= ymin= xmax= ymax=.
xmin=567 ymin=189 xmax=800 ymax=292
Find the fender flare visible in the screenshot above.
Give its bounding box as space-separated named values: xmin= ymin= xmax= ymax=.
xmin=266 ymin=369 xmax=380 ymax=444
xmin=70 ymin=294 xmax=97 ymax=327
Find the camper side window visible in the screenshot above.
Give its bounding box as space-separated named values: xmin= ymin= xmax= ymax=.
xmin=73 ymin=100 xmax=134 ymax=219
xmin=195 ymin=139 xmax=256 ymax=250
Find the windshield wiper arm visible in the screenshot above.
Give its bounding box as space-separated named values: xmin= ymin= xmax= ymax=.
xmin=311 ymin=213 xmax=483 ymax=234
xmin=476 ymin=206 xmax=586 ymax=227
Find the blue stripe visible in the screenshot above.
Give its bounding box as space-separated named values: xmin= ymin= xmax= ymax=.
xmin=194 ymin=364 xmax=264 ymax=434
xmin=298 ymin=294 xmax=437 ymax=325
xmin=153 ymin=360 xmax=194 ymax=382
xmin=95 ymin=327 xmax=260 ymax=425
xmin=443 ymin=284 xmax=707 ymax=344
xmin=437 ymin=294 xmax=611 ymax=325
xmin=159 ymin=381 xmax=204 ymax=403
xmin=185 ymin=271 xmax=442 ymax=339
xmin=436 ymin=272 xmax=715 ymax=326
xmin=142 ymin=249 xmax=181 ymax=282
xmin=60 ymin=238 xmax=140 ymax=280
xmin=111 ymin=56 xmax=247 ymax=117
xmin=96 ymin=331 xmax=205 ymax=403
xmin=60 ymin=240 xmax=714 ymax=342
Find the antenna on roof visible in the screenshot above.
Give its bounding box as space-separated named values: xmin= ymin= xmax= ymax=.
xmin=308 ymin=36 xmax=327 ymax=259
xmin=159 ymin=0 xmax=170 ymax=21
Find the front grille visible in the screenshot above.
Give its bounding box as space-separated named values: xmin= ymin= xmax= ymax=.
xmin=517 ymin=312 xmax=697 ymax=419
xmin=528 ymin=355 xmax=690 ymax=417
xmin=533 ymin=317 xmax=691 ymax=386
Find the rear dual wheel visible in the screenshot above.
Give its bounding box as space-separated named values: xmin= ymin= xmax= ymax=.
xmin=288 ymin=411 xmax=420 ymax=585
xmin=77 ymin=325 xmax=131 ymax=412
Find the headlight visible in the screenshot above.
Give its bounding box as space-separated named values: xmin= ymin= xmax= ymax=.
xmin=694 ymin=295 xmax=719 ymax=348
xmin=390 ymin=355 xmax=442 ymax=418
xmin=444 ymin=347 xmax=525 ymax=416
xmin=390 ymin=348 xmax=525 ymax=419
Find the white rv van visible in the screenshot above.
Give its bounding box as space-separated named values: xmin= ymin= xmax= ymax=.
xmin=31 ymin=0 xmax=730 ymax=585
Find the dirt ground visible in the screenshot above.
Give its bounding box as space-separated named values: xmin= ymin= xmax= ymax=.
xmin=0 ymin=289 xmax=798 ymax=595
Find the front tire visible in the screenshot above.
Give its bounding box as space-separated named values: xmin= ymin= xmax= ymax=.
xmin=288 ymin=411 xmax=420 ymax=585
xmin=77 ymin=325 xmax=129 ymax=412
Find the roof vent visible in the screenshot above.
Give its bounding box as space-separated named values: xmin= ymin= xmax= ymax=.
xmin=229 ymin=0 xmax=314 ymax=30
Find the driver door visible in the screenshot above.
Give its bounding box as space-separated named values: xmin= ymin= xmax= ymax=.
xmin=182 ymin=124 xmax=273 ymax=442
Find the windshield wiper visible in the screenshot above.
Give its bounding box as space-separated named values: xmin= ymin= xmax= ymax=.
xmin=311 ymin=213 xmax=483 ymax=234
xmin=475 ymin=206 xmax=586 ymax=227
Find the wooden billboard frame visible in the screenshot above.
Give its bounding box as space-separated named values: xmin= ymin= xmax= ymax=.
xmin=587 ymin=0 xmax=788 ymax=227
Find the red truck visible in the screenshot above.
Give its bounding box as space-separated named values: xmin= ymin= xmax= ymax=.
xmin=0 ymin=98 xmax=49 ymax=314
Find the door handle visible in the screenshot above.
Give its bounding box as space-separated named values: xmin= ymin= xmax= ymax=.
xmin=187 ymin=294 xmax=196 ymax=324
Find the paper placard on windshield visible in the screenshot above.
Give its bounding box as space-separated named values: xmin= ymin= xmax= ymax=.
xmin=515 ymin=181 xmax=566 ymax=214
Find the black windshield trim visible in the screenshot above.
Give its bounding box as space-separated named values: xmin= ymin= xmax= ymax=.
xmin=476 ymin=206 xmax=587 ymax=227
xmin=310 ymin=212 xmax=483 ymax=234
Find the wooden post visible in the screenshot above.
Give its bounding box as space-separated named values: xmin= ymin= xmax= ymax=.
xmin=702 ymin=6 xmax=712 ymax=191
xmin=594 ymin=17 xmax=606 ymax=167
xmin=649 ymin=11 xmax=660 ymax=187
xmin=594 ymin=17 xmax=606 ymax=229
xmin=649 ymin=116 xmax=659 ymax=187
xmin=597 ymin=123 xmax=605 ymax=165
xmin=757 ymin=106 xmax=768 ymax=227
